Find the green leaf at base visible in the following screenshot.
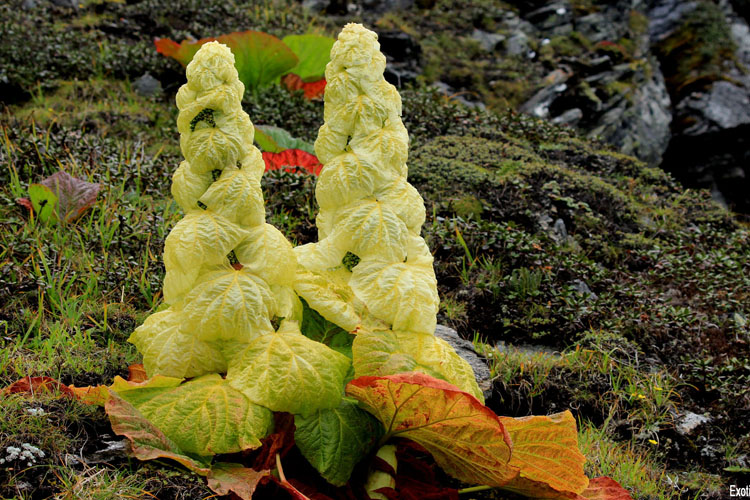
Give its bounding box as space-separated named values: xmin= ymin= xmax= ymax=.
xmin=105 ymin=391 xmax=212 ymax=474
xmin=111 ymin=374 xmax=272 ymax=456
xmin=346 ymin=372 xmax=518 ymax=487
xmin=294 ymin=398 xmax=383 ymax=486
xmin=227 ymin=321 xmax=352 ymax=416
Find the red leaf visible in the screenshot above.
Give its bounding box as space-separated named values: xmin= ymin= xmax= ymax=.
xmin=2 ymin=376 xmax=75 ymax=397
xmin=282 ymin=73 xmax=327 ymax=100
xmin=395 ymin=441 xmax=459 ymax=500
xmin=263 ymin=149 xmax=323 ymax=176
xmin=154 ymin=38 xmax=182 ymax=58
xmin=39 ymin=171 xmax=100 ymax=222
xmin=127 ymin=364 xmax=148 ymax=383
xmin=580 ymin=477 xmax=633 ymax=500
xmin=249 ymin=413 xmax=296 ymax=471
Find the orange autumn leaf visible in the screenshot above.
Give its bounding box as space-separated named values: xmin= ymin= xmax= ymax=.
xmin=2 ymin=376 xmax=75 ymax=397
xmin=127 ymin=363 xmax=148 ymax=383
xmin=346 ymin=372 xmax=518 ymax=487
xmin=498 ymin=411 xmax=589 ymax=499
xmin=580 ymin=477 xmax=633 ymax=500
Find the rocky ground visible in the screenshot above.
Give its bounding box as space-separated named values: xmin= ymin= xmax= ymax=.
xmin=0 ymin=0 xmax=749 ymax=499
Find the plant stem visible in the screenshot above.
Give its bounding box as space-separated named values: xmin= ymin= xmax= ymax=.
xmin=275 ymin=453 xmax=287 ymax=483
xmin=457 ymin=485 xmax=494 ymax=494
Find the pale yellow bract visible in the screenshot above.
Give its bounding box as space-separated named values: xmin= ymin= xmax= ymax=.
xmin=128 ymin=43 xmax=350 ymax=418
xmin=295 ymin=24 xmax=483 ymax=401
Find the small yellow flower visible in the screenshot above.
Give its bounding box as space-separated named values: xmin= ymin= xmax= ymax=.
xmin=654 ymin=386 xmax=663 ymax=391
xmin=648 ymin=439 xmax=658 ymax=445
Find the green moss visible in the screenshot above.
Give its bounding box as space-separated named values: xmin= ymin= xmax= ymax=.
xmin=655 ymin=1 xmax=738 ymax=98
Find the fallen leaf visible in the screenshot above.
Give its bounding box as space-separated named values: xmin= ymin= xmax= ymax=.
xmin=34 ymin=171 xmax=100 ymax=223
xmin=105 ymin=390 xmax=212 ymax=474
xmin=579 ymin=477 xmax=633 ymax=500
xmin=2 ymin=376 xmax=75 ymax=397
xmin=207 ymin=462 xmax=270 ymax=500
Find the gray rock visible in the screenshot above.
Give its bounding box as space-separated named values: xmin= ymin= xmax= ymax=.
xmin=471 ymin=29 xmax=506 ymax=52
xmin=22 ymin=0 xmax=37 ymax=9
xmin=575 ymin=12 xmax=620 ymax=43
xmin=588 ymin=62 xmax=672 ymax=165
xmin=302 ymin=0 xmax=329 ymax=12
xmin=675 ymin=411 xmax=711 ymax=437
xmin=525 ymin=2 xmax=574 ymax=36
xmin=133 ymin=73 xmax=161 ymax=98
xmin=435 ymin=325 xmax=492 ymax=399
xmin=571 ymin=279 xmax=597 ymax=299
xmin=552 ymin=107 xmax=583 ymax=126
xmin=519 ymin=68 xmax=570 ymax=118
xmin=677 ymin=81 xmax=750 ymax=135
xmin=505 ymin=31 xmax=530 ymax=56
xmin=648 ymin=0 xmax=699 ymax=43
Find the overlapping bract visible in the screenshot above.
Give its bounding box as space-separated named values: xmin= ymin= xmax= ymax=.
xmin=294 ymin=23 xmax=480 ymax=400
xmin=127 ymin=42 xmax=350 ymax=454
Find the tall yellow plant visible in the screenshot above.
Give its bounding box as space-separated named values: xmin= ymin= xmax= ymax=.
xmin=128 ymin=41 xmax=350 ymax=421
xmin=294 ymin=24 xmax=482 ymax=401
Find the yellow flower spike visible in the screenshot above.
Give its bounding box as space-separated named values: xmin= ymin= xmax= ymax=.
xmin=295 ymin=23 xmax=482 ymax=401
xmin=129 ymin=41 xmax=302 ymax=379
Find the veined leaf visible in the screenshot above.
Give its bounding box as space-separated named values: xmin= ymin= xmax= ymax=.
xmin=282 ymin=34 xmax=335 ymax=80
xmin=346 ymin=373 xmax=518 ymax=487
xmin=315 ymin=152 xmax=392 ymax=211
xmin=128 ymin=308 xmax=227 ymax=378
xmin=163 ymin=210 xmax=249 ymax=299
xmin=498 ymin=411 xmax=589 ymax=498
xmin=580 ymin=477 xmax=633 ymax=500
xmin=300 ymin=298 xmax=355 ymax=358
xmin=111 ymin=374 xmax=272 ymax=456
xmin=228 ymin=322 xmax=351 ymax=416
xmin=255 ymin=125 xmax=315 ymax=154
xmin=38 ymin=170 xmax=100 ymax=223
xmin=182 ymin=268 xmax=276 ymax=341
xmin=105 ymin=390 xmax=212 ymax=474
xmin=293 ymin=267 xmax=362 ymax=332
xmin=198 ymin=166 xmax=265 ymax=226
xmin=234 ymin=223 xmax=297 ymax=285
xmin=155 ymin=31 xmax=298 ymax=91
xmin=352 ymin=329 xmax=483 ymax=402
xmin=294 ymin=398 xmax=383 ymax=486
xmin=171 ymin=161 xmax=213 ymax=212
xmin=332 ymin=199 xmax=408 ymax=261
xmin=207 ymin=463 xmax=270 ymax=500
xmin=349 ymin=257 xmax=438 ymax=333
